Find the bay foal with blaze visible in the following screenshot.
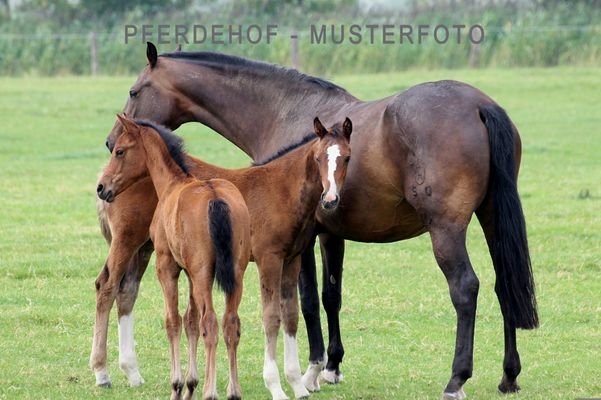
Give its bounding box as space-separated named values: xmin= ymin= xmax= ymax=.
xmin=95 ymin=115 xmax=353 ymax=399
xmin=97 ymin=115 xmax=250 ymax=400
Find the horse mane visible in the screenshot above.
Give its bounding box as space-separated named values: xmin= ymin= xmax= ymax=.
xmin=160 ymin=51 xmax=348 ymax=93
xmin=134 ymin=119 xmax=190 ymax=175
xmin=252 ymin=133 xmax=317 ymax=166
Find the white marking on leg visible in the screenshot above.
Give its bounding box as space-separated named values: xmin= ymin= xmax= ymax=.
xmin=94 ymin=369 xmax=111 ymax=387
xmin=263 ymin=349 xmax=288 ymax=400
xmin=118 ymin=313 xmax=144 ymax=386
xmin=442 ymin=387 xmax=466 ymax=400
xmin=323 ymin=144 xmax=341 ymax=203
xmin=302 ymin=350 xmax=326 ymax=393
xmin=320 ymin=368 xmax=344 ymax=384
xmin=284 ymin=334 xmax=310 ymax=398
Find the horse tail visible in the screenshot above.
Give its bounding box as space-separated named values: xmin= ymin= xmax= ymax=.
xmin=208 ymin=198 xmax=236 ymax=295
xmin=479 ymin=103 xmax=539 ymax=329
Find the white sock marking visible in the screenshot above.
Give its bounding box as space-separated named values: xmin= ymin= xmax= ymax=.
xmin=118 ymin=314 xmax=144 ymax=386
xmin=284 ymin=334 xmax=310 ymax=398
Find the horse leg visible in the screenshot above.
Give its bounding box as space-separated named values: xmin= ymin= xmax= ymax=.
xmin=318 ymin=233 xmax=345 ymax=384
xmin=182 ymin=275 xmax=200 ymax=400
xmin=281 ymin=256 xmax=310 ymax=399
xmin=115 ymin=239 xmax=153 ymax=387
xmin=299 ymin=236 xmax=326 ymax=392
xmin=90 ymin=237 xmax=144 ymax=387
xmin=156 ymin=250 xmax=184 ymax=400
xmin=223 ymin=264 xmax=244 ymax=400
xmin=430 ymin=224 xmax=479 ymax=400
xmin=195 ymin=274 xmax=219 ymax=400
xmin=258 ymin=254 xmax=288 ymax=400
xmin=476 ymin=199 xmax=521 ymax=393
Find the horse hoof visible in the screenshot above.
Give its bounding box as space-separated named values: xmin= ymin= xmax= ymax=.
xmin=97 ymin=381 xmax=112 ymax=389
xmin=320 ymin=369 xmax=343 ymax=384
xmin=441 ymin=388 xmax=466 ymax=400
xmin=227 ymin=396 xmax=242 ymax=400
xmin=498 ymin=380 xmax=520 ymax=393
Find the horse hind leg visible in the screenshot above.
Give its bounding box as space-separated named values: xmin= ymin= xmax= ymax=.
xmin=222 ymin=267 xmax=244 ymax=400
xmin=429 ymin=223 xmax=479 ymax=400
xmin=156 ymin=250 xmax=184 ymax=400
xmin=115 ymin=239 xmax=154 ymax=387
xmin=182 ymin=275 xmax=200 ymax=400
xmin=317 ymin=233 xmax=345 ymax=385
xmin=476 ymin=198 xmax=521 ymax=393
xmin=299 ymin=237 xmax=326 ymax=393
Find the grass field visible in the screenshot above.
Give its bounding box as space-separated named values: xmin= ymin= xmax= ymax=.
xmin=0 ymin=68 xmax=600 ymax=400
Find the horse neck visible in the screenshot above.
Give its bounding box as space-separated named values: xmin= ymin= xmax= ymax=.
xmin=166 ymin=58 xmax=359 ymax=162
xmin=139 ymin=132 xmax=188 ymax=199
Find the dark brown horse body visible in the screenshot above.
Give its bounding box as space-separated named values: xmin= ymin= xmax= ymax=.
xmin=93 ymin=43 xmax=537 ymax=399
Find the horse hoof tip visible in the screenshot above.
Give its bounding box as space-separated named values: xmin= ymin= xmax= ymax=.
xmin=498 ymin=382 xmax=520 ymax=394
xmin=97 ymin=382 xmax=112 ymax=389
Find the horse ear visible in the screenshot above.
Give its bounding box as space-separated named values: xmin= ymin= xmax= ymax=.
xmin=175 ymin=43 xmax=182 ymax=52
xmin=116 ymin=113 xmax=138 ymax=133
xmin=314 ymin=117 xmax=328 ymax=138
xmin=342 ymin=117 xmax=353 ymax=141
xmin=147 ymin=42 xmax=158 ymax=68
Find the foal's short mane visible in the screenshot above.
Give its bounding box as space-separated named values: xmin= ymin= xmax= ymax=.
xmin=135 ymin=119 xmax=190 ymax=175
xmin=252 ymin=134 xmax=316 ymax=166
xmin=160 ymin=51 xmax=348 ymax=93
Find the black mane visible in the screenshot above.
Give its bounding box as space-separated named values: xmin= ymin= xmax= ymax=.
xmin=252 ymin=134 xmax=317 ymax=166
xmin=160 ymin=51 xmax=347 ymax=93
xmin=135 ymin=119 xmax=190 ymax=175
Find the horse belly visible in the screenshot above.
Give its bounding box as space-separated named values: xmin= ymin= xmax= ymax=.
xmin=318 ymin=193 xmax=426 ymax=243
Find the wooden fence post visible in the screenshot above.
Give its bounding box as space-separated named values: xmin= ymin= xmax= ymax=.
xmin=291 ymin=30 xmax=299 ymax=70
xmin=90 ymin=31 xmax=98 ymax=76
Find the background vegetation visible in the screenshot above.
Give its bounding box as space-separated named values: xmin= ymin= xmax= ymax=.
xmin=0 ymin=68 xmax=600 ymax=399
xmin=0 ymin=0 xmax=600 ymax=75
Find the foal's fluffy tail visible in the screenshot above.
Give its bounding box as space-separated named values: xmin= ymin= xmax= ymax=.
xmin=208 ymin=198 xmax=236 ymax=295
xmin=479 ymin=103 xmax=539 ymax=329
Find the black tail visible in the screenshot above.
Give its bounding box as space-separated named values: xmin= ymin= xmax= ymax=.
xmin=479 ymin=104 xmax=539 ymax=329
xmin=208 ymin=198 xmax=236 ymax=295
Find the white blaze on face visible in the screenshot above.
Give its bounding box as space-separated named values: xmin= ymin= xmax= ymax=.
xmin=324 ymin=144 xmax=341 ymax=203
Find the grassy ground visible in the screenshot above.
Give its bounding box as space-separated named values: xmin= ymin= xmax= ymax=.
xmin=0 ymin=68 xmax=600 ymax=399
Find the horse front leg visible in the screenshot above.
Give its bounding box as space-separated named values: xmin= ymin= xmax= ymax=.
xmin=299 ymin=236 xmax=326 ymax=392
xmin=90 ymin=237 xmax=143 ymax=387
xmin=430 ymin=225 xmax=479 ymax=400
xmin=281 ymin=256 xmax=310 ymax=399
xmin=115 ymin=239 xmax=153 ymax=387
xmin=258 ymin=254 xmax=288 ymax=400
xmin=318 ymin=233 xmax=345 ymax=384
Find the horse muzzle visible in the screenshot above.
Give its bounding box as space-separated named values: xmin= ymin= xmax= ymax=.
xmin=320 ymin=193 xmax=340 ymax=212
xmin=97 ymin=184 xmax=115 ymax=203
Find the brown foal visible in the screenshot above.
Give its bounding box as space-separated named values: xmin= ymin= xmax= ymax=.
xmin=97 ymin=114 xmax=251 ymax=400
xmin=96 ymin=116 xmax=352 ymax=400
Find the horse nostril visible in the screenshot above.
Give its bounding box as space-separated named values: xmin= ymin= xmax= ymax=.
xmin=105 ymin=140 xmax=110 ymax=150
xmin=97 ymin=184 xmax=104 ymax=194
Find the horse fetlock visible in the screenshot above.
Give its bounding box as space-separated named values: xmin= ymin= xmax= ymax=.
xmin=93 ymin=368 xmax=112 ymax=388
xmin=301 ymin=361 xmax=323 ymax=392
xmin=319 ymin=368 xmax=343 ymax=384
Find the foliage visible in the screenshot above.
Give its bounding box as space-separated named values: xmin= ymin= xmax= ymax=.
xmin=0 ymin=0 xmax=600 ymax=75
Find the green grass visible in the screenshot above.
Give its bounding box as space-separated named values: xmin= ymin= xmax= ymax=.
xmin=0 ymin=68 xmax=600 ymax=399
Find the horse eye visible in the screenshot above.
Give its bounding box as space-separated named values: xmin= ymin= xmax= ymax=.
xmin=129 ymin=89 xmax=138 ymax=98
xmin=345 ymin=156 xmax=351 ymax=163
xmin=115 ymin=149 xmax=124 ymax=157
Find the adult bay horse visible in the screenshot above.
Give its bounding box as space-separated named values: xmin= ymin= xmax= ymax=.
xmin=95 ymin=115 xmax=353 ymax=399
xmin=95 ymin=43 xmax=537 ymax=399
xmin=98 ymin=114 xmax=251 ymax=400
